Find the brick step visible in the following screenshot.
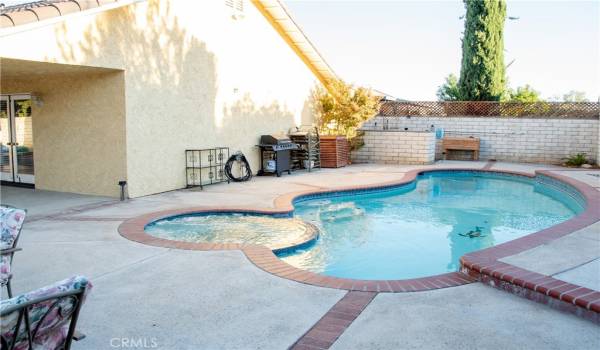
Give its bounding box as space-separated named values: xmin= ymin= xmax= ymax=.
xmin=461 ymin=259 xmax=600 ymax=324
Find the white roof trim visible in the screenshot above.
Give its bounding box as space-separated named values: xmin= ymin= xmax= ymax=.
xmin=0 ymin=0 xmax=146 ymax=37
xmin=252 ymin=0 xmax=337 ymax=84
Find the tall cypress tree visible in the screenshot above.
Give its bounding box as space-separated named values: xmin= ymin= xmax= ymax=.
xmin=458 ymin=0 xmax=507 ymax=101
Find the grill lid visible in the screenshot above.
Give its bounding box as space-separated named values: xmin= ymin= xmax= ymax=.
xmin=260 ymin=135 xmax=292 ymax=145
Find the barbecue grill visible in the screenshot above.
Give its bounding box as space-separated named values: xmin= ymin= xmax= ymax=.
xmin=257 ymin=135 xmax=298 ymax=177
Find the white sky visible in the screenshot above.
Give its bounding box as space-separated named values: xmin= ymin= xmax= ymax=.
xmin=1 ymin=0 xmax=32 ymax=6
xmin=287 ymin=0 xmax=600 ymax=101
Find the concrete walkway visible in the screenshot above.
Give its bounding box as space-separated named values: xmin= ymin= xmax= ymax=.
xmin=1 ymin=161 xmax=599 ymax=349
xmin=332 ymin=284 xmax=599 ymax=350
xmin=0 ymin=186 xmax=114 ymax=220
xmin=501 ymin=221 xmax=600 ymax=290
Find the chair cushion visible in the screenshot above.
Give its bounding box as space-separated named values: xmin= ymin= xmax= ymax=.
xmin=1 ymin=275 xmax=92 ymax=350
xmin=0 ymin=254 xmax=10 ymax=285
xmin=0 ymin=207 xmax=26 ymax=250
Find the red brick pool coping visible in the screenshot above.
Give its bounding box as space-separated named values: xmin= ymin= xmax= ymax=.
xmin=118 ymin=167 xmax=600 ymax=320
xmin=289 ymin=291 xmax=377 ymax=350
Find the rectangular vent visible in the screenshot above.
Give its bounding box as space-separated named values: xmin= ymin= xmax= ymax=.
xmin=225 ymin=0 xmax=244 ymax=12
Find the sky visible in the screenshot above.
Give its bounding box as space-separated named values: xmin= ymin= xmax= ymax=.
xmin=2 ymin=0 xmax=597 ymax=101
xmin=1 ymin=0 xmax=31 ymax=6
xmin=285 ymin=0 xmax=600 ymax=101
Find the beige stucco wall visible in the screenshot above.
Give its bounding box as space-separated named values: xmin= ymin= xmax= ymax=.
xmin=0 ymin=71 xmax=127 ymax=196
xmin=0 ymin=0 xmax=318 ymax=197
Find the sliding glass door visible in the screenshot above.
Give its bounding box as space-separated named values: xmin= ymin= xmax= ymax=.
xmin=0 ymin=94 xmax=34 ymax=185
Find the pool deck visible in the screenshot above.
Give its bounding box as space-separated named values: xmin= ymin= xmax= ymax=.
xmin=2 ymin=161 xmax=599 ymax=349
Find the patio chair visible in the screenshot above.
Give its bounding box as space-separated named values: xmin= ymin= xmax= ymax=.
xmin=0 ymin=206 xmax=27 ymax=298
xmin=0 ymin=275 xmax=92 ymax=350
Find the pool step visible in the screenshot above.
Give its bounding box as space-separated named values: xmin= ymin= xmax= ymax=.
xmin=461 ymin=258 xmax=600 ymax=324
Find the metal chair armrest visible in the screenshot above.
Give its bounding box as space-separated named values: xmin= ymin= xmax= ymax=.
xmin=0 ymin=247 xmax=22 ymax=255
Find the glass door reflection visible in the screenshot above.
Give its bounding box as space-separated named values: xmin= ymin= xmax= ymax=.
xmin=0 ymin=94 xmax=34 ymax=185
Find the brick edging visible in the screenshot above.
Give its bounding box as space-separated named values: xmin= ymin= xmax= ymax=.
xmin=118 ymin=168 xmax=598 ymax=297
xmin=242 ymin=245 xmax=475 ymax=292
xmin=289 ymin=291 xmax=377 ymax=350
xmin=461 ymin=261 xmax=600 ymax=324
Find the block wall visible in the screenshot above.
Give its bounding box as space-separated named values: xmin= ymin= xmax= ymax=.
xmin=351 ymin=130 xmax=435 ymax=165
xmin=358 ymin=116 xmax=599 ymax=164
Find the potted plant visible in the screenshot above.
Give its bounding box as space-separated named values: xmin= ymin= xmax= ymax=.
xmin=312 ymin=79 xmax=380 ymax=168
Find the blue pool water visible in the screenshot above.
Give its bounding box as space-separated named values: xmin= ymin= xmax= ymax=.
xmin=145 ymin=171 xmax=584 ymax=280
xmin=279 ymin=172 xmax=584 ymax=280
xmin=145 ymin=213 xmax=315 ymax=251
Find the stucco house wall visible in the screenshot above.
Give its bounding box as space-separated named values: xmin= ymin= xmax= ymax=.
xmin=0 ymin=71 xmax=127 ymax=196
xmin=0 ymin=0 xmax=319 ymax=197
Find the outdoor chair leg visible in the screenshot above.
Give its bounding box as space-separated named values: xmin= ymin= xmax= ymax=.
xmin=6 ymin=280 xmax=12 ymax=298
xmin=73 ymin=330 xmax=86 ymax=341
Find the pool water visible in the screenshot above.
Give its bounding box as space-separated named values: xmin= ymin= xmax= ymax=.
xmin=144 ymin=171 xmax=584 ymax=281
xmin=145 ymin=213 xmax=315 ymax=251
xmin=279 ymin=172 xmax=584 ymax=280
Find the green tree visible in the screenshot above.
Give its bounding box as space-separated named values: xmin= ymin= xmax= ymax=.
xmin=312 ymin=79 xmax=380 ymax=138
xmin=458 ymin=0 xmax=507 ymax=101
xmin=509 ymin=85 xmax=540 ymax=102
xmin=436 ymin=74 xmax=461 ymax=101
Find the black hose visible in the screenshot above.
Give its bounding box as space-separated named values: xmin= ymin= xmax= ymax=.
xmin=225 ymin=152 xmax=253 ymax=182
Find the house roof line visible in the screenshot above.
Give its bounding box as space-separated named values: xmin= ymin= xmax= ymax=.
xmin=0 ymin=0 xmax=337 ymax=87
xmin=0 ymin=0 xmax=145 ymax=35
xmin=1 ymin=1 xmax=120 ymax=27
xmin=251 ymin=0 xmax=337 ymax=86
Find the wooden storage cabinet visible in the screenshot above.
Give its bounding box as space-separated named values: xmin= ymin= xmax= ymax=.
xmin=320 ymin=136 xmax=349 ymax=168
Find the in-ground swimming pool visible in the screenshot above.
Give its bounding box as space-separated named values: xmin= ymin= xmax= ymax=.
xmin=145 ymin=213 xmax=317 ymax=252
xmin=145 ymin=171 xmax=585 ymax=280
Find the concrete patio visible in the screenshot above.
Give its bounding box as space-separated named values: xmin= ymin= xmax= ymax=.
xmin=1 ymin=161 xmax=599 ymax=349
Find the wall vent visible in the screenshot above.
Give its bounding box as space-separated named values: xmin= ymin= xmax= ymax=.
xmin=225 ymin=0 xmax=244 ymax=19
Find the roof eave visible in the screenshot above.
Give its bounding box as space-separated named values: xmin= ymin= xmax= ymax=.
xmin=251 ymin=0 xmax=337 ymax=87
xmin=0 ymin=0 xmax=146 ymax=37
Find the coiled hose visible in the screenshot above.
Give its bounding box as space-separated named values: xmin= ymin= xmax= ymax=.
xmin=224 ymin=152 xmax=253 ymax=182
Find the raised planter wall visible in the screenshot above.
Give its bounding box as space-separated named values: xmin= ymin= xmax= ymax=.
xmin=358 ymin=116 xmax=599 ymax=164
xmin=351 ymin=130 xmax=435 ymax=165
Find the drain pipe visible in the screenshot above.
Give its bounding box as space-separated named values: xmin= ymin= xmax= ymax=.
xmin=118 ymin=180 xmax=127 ymax=201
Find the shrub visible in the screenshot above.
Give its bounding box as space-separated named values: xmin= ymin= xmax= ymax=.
xmin=509 ymin=85 xmax=541 ymax=102
xmin=564 ymin=153 xmax=588 ymax=167
xmin=312 ymin=79 xmax=380 ymax=139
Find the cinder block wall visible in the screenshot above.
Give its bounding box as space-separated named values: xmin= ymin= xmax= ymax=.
xmin=358 ymin=116 xmax=599 ymax=164
xmin=351 ymin=130 xmax=435 ymax=165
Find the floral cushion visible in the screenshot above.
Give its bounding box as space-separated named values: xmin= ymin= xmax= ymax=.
xmin=0 ymin=254 xmax=11 ymax=285
xmin=0 ymin=207 xmax=26 ymax=250
xmin=1 ymin=276 xmax=92 ymax=350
